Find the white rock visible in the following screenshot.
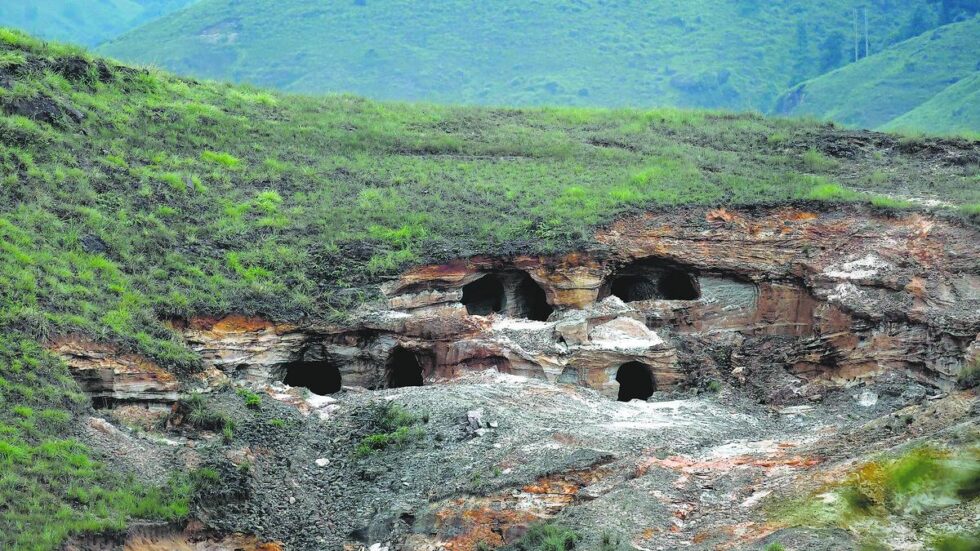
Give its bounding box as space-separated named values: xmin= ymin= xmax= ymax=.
xmin=315 ymin=458 xmax=330 ymax=467
xmin=857 ymin=390 xmax=878 ymax=407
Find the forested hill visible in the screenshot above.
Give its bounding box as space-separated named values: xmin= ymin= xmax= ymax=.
xmin=97 ymin=0 xmax=958 ymax=111
xmin=775 ymin=16 xmax=980 ymax=133
xmin=0 ymin=0 xmax=197 ymax=46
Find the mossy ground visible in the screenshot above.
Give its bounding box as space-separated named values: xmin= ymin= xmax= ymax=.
xmin=0 ymin=29 xmax=978 ymax=549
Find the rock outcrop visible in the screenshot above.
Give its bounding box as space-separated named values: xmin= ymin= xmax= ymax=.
xmin=62 ymin=206 xmax=980 ymax=405
xmin=51 ymin=338 xmax=179 ymax=408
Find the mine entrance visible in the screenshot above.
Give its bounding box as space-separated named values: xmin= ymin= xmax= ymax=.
xmin=658 ymin=268 xmax=699 ymax=300
xmin=461 ymin=270 xmax=554 ymax=321
xmin=282 ymin=360 xmax=342 ymax=395
xmin=386 ymin=347 xmax=424 ymax=388
xmin=604 ymin=259 xmax=700 ymax=302
xmin=610 ymin=275 xmax=660 ymax=302
xmin=462 ymin=274 xmax=506 ymax=315
xmin=515 ymin=272 xmax=553 ymax=321
xmin=616 ymin=361 xmax=655 ymax=402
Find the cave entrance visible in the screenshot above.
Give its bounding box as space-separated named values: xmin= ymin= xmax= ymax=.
xmin=616 ymin=361 xmax=655 ymax=402
xmin=386 ymin=347 xmax=424 ymax=388
xmin=462 ymin=274 xmax=506 ymax=316
xmin=515 ymin=272 xmax=553 ymax=321
xmin=461 ymin=270 xmax=553 ymax=321
xmin=658 ymin=269 xmax=700 ymax=300
xmin=610 ymin=275 xmax=660 ymax=302
xmin=603 ymin=260 xmax=700 ymax=302
xmin=282 ymin=360 xmax=342 ymax=395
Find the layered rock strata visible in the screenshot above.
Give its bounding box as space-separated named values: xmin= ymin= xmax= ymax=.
xmin=58 ymin=207 xmax=980 ymax=403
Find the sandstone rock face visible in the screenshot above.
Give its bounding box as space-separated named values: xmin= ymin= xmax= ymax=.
xmin=373 ymin=207 xmax=979 ymax=399
xmin=137 ymin=207 xmax=977 ymax=403
xmin=51 ymin=338 xmax=179 ymax=407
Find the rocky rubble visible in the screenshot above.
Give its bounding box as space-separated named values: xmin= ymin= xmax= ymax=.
xmin=55 ymin=206 xmax=980 ymax=550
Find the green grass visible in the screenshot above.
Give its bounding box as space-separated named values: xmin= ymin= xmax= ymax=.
xmin=506 ymin=522 xmax=582 ymax=551
xmin=354 ymin=403 xmax=425 ymax=458
xmin=0 ymin=31 xmax=977 ymax=549
xmin=774 ymin=444 xmax=980 ymax=536
xmin=236 ymin=387 xmax=261 ymax=409
xmin=96 ymin=1 xmax=943 ymax=111
xmin=0 ymin=334 xmax=189 ymax=550
xmin=776 ymin=17 xmax=980 ymax=131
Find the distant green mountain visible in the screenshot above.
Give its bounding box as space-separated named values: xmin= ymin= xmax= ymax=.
xmin=881 ymin=72 xmax=980 ymax=135
xmin=0 ymin=0 xmax=196 ymax=46
xmin=775 ymin=16 xmax=980 ymax=131
xmin=98 ymin=0 xmax=939 ymax=110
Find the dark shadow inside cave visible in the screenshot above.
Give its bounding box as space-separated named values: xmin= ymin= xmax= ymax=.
xmin=282 ymin=360 xmax=342 ymax=395
xmin=610 ymin=274 xmax=660 ymax=302
xmin=658 ymin=268 xmax=700 ymax=300
xmin=386 ymin=347 xmax=424 ymax=388
xmin=461 ymin=274 xmax=506 ymax=316
xmin=604 ymin=260 xmax=700 ymax=302
xmin=616 ymin=361 xmax=655 ymax=402
xmin=461 ymin=270 xmax=553 ymax=321
xmin=515 ymin=272 xmax=554 ymax=321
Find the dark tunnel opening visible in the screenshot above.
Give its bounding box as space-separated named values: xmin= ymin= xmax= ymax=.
xmin=282 ymin=360 xmax=342 ymax=395
xmin=658 ymin=269 xmax=700 ymax=300
xmin=616 ymin=361 xmax=655 ymax=402
xmin=386 ymin=347 xmax=424 ymax=388
xmin=604 ymin=260 xmax=700 ymax=303
xmin=610 ymin=275 xmax=660 ymax=302
xmin=461 ymin=270 xmax=553 ymax=321
xmin=515 ymin=272 xmax=554 ymax=321
xmin=461 ymin=274 xmax=506 ymax=316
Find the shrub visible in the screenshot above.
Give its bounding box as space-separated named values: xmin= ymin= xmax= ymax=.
xmin=933 ymin=532 xmax=980 ymax=551
xmin=509 ymin=522 xmax=582 ymax=551
xmin=764 ymin=543 xmax=786 ymax=551
xmin=181 ymin=393 xmax=233 ymax=433
xmin=958 ymin=359 xmax=980 ymax=389
xmin=354 ymin=403 xmax=424 ymax=457
xmin=267 ymin=418 xmax=287 ymax=428
xmin=236 ymin=388 xmax=262 ymax=409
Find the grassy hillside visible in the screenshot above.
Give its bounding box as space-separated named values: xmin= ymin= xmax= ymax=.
xmin=98 ymin=0 xmax=939 ymax=110
xmin=0 ymin=29 xmax=978 ymax=549
xmin=775 ymin=16 xmax=980 ymax=131
xmin=0 ymin=0 xmax=197 ymax=47
xmin=882 ymin=72 xmax=980 ymax=136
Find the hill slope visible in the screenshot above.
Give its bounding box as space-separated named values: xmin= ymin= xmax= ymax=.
xmin=0 ymin=0 xmax=197 ymax=46
xmin=774 ymin=17 xmax=980 ymax=131
xmin=98 ymin=0 xmax=938 ymax=110
xmin=1 ymin=29 xmax=979 ymax=549
xmin=881 ymin=72 xmax=980 ymax=136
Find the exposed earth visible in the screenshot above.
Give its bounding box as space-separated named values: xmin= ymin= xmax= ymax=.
xmin=59 ymin=205 xmax=980 ymax=550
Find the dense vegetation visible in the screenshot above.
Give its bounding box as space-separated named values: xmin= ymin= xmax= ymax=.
xmin=0 ymin=0 xmax=196 ymax=46
xmin=98 ymin=0 xmax=948 ymax=111
xmin=776 ymin=16 xmax=980 ymax=133
xmin=0 ymin=29 xmax=978 ymax=549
